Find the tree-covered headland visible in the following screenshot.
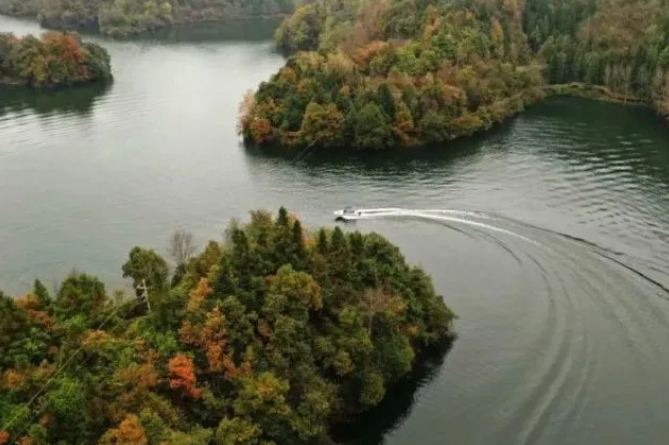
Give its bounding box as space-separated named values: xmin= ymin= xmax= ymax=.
xmin=0 ymin=0 xmax=302 ymax=37
xmin=0 ymin=31 xmax=112 ymax=87
xmin=0 ymin=208 xmax=455 ymax=445
xmin=239 ymin=0 xmax=669 ymax=149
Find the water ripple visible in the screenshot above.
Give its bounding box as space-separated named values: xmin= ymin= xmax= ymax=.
xmin=352 ymin=208 xmax=669 ymax=445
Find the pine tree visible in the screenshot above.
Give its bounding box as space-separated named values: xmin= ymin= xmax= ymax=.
xmin=272 ymin=207 xmax=293 ymax=269
xmin=377 ymin=83 xmax=396 ymax=120
xmin=33 ymin=278 xmax=51 ymax=309
xmin=213 ymin=254 xmax=237 ymax=301
xmin=277 ymin=207 xmax=290 ymax=227
xmin=330 ymin=226 xmax=347 ymax=253
xmin=316 ymin=228 xmax=329 ymax=255
xmin=289 ymin=220 xmax=308 ymax=270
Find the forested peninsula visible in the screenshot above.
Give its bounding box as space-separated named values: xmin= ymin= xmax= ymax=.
xmin=0 ymin=31 xmax=111 ymax=87
xmin=239 ymin=0 xmax=669 ymax=149
xmin=0 ymin=208 xmax=455 ymax=445
xmin=0 ymin=0 xmax=301 ymax=37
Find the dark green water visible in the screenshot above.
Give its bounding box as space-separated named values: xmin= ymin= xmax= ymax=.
xmin=1 ymin=15 xmax=669 ymax=445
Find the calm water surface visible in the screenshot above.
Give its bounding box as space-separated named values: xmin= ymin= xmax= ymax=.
xmin=1 ymin=15 xmax=669 ymax=445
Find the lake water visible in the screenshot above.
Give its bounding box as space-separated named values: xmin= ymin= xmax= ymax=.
xmin=1 ymin=15 xmax=669 ymax=445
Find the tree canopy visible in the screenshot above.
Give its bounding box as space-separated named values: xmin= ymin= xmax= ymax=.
xmin=528 ymin=0 xmax=669 ymax=112
xmin=239 ymin=0 xmax=669 ymax=149
xmin=0 ymin=31 xmax=112 ymax=87
xmin=0 ymin=208 xmax=455 ymax=445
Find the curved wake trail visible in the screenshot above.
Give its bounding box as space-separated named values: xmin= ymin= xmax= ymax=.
xmin=353 ymin=207 xmax=669 ymax=295
xmin=347 ymin=207 xmax=669 ymax=445
xmin=357 ymin=208 xmax=547 ymax=248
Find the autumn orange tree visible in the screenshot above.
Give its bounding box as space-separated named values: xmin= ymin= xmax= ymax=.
xmin=99 ymin=414 xmax=148 ymax=445
xmin=168 ymin=354 xmax=201 ymax=399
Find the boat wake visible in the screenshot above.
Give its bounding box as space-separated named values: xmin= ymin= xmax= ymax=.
xmin=340 ymin=207 xmax=669 ymax=295
xmin=340 ymin=207 xmax=669 ymax=445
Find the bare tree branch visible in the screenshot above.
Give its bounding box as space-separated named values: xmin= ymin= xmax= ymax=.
xmin=168 ymin=229 xmax=197 ymax=267
xmin=361 ymin=287 xmax=393 ymax=335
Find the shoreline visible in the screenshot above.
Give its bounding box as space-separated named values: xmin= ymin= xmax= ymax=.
xmin=0 ymin=10 xmax=289 ymax=38
xmin=244 ymin=82 xmax=664 ymax=151
xmin=0 ymin=78 xmax=112 ymax=89
xmin=545 ymin=83 xmax=650 ymax=108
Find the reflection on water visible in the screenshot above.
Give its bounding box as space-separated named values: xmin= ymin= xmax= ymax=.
xmin=242 ymin=125 xmax=506 ymax=179
xmin=0 ymin=82 xmax=112 ymax=118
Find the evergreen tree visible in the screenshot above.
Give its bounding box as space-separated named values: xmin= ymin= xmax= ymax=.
xmin=213 ymin=253 xmax=237 ymax=301
xmin=272 ymin=207 xmax=293 ymax=269
xmin=354 ymin=103 xmax=392 ymax=149
xmin=377 ymin=83 xmax=396 ymax=120
xmin=289 ymin=220 xmax=308 ymax=270
xmin=55 ymin=272 xmax=107 ymax=321
xmin=33 ymin=278 xmax=51 ymax=308
xmin=277 ymin=206 xmax=290 ymax=227
xmin=316 ymin=228 xmax=329 ymax=255
xmin=0 ymin=291 xmax=30 ymax=368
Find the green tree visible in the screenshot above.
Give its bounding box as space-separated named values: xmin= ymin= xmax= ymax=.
xmin=288 ymin=220 xmax=308 ymax=270
xmin=55 ymin=272 xmax=107 ymax=320
xmin=122 ymin=246 xmax=169 ymax=295
xmin=215 ymin=417 xmax=262 ymax=445
xmin=299 ymin=102 xmax=344 ymax=147
xmin=0 ymin=291 xmax=30 ymax=368
xmin=376 ymin=83 xmax=396 ymax=119
xmin=33 ymin=278 xmax=51 ymax=308
xmin=354 ymin=103 xmax=392 ymax=149
xmin=315 ymin=228 xmax=329 ymax=255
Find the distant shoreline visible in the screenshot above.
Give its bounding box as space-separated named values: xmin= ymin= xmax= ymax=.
xmin=0 ymin=8 xmax=291 ymax=38
xmin=546 ymin=83 xmax=650 ymax=108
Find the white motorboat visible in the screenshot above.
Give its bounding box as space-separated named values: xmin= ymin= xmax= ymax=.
xmin=333 ymin=206 xmax=361 ymax=221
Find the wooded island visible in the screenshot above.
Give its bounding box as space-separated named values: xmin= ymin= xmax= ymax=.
xmin=239 ymin=0 xmax=669 ymax=149
xmin=0 ymin=208 xmax=455 ymax=445
xmin=0 ymin=0 xmax=300 ymax=37
xmin=0 ymin=31 xmax=112 ymax=87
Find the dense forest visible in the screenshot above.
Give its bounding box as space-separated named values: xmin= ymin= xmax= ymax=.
xmin=239 ymin=0 xmax=669 ymax=149
xmin=0 ymin=208 xmax=455 ymax=445
xmin=0 ymin=31 xmax=111 ymax=87
xmin=0 ymin=0 xmax=301 ymax=37
xmin=527 ymin=0 xmax=669 ymax=112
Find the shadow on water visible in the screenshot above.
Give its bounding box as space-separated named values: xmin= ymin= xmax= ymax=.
xmin=242 ymin=97 xmax=669 ymax=193
xmin=330 ymin=342 xmax=454 ymax=445
xmin=241 ymin=119 xmax=517 ymax=177
xmin=0 ymin=82 xmax=112 ymax=117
